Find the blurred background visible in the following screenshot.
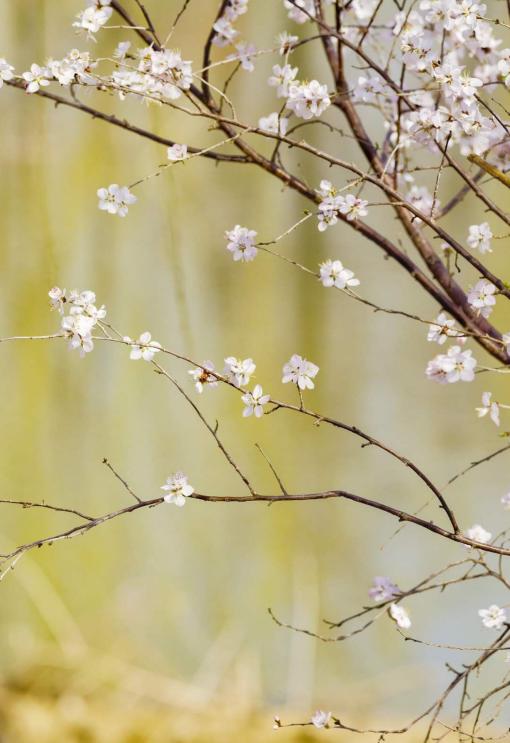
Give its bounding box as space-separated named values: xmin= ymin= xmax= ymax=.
xmin=0 ymin=1 xmax=509 ymax=740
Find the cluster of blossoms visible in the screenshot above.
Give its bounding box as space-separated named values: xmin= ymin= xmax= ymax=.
xmin=316 ymin=181 xmax=368 ymax=231
xmin=21 ymin=50 xmax=96 ymax=93
xmin=268 ymin=0 xmax=510 ymax=182
xmin=97 ymin=184 xmax=137 ymax=217
xmin=112 ymin=46 xmax=193 ymax=102
xmin=395 ymin=1 xmax=509 ymax=160
xmin=211 ymin=0 xmax=256 ymax=72
xmin=49 ymin=287 xmax=106 ymax=357
xmin=188 ymin=353 xmax=318 ymax=414
xmin=426 ymin=345 xmax=477 ymax=384
xmin=267 ymin=63 xmax=330 ymax=121
xmin=73 ymin=0 xmax=112 ymax=38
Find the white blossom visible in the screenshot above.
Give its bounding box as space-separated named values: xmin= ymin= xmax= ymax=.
xmin=389 ymin=603 xmax=412 ymax=629
xmin=241 ymin=385 xmax=270 ymax=417
xmin=51 ymin=286 xmax=106 ymax=357
xmin=97 ymin=184 xmax=137 ymax=217
xmin=73 ymin=2 xmax=113 ymax=37
xmin=223 ymin=0 xmax=249 ymax=22
xmin=224 ymin=356 xmax=256 ymax=387
xmin=161 ymin=472 xmax=194 ymax=507
xmin=427 ymin=313 xmax=463 ymax=345
xmin=465 ymin=524 xmax=492 ymax=544
xmin=369 ymin=576 xmax=401 ymax=602
xmin=467 ymin=223 xmax=493 ymax=254
xmin=268 ymin=63 xmax=298 ymax=98
xmin=500 ymin=492 xmax=510 ymax=510
xmin=228 ymin=42 xmax=257 ymax=72
xmin=124 ymin=331 xmax=161 ymax=361
xmin=48 ymin=286 xmax=67 ymax=314
xmin=479 ymin=605 xmax=507 ymax=630
xmin=212 ymin=17 xmax=239 ymax=47
xmin=276 ymin=31 xmax=298 ymax=55
xmin=0 ymin=58 xmax=14 ymax=87
xmin=319 ymin=259 xmax=360 ymax=289
xmin=282 ymin=354 xmax=319 ymax=390
xmin=225 ymin=225 xmax=258 ymax=262
xmin=188 ymin=361 xmax=218 ymax=393
xmin=286 ymin=79 xmax=331 ymax=120
xmin=311 ymin=710 xmax=331 ymax=729
xmin=167 ymin=143 xmax=188 ymax=161
xmin=22 ymin=63 xmax=51 ymax=93
xmin=61 ymin=314 xmax=96 ymax=357
xmin=426 ymin=345 xmax=476 ymax=384
xmin=476 ymin=391 xmax=500 ymax=426
xmin=467 ymin=279 xmax=497 ymax=318
xmin=113 ymin=41 xmax=131 ymax=60
xmin=258 ymin=112 xmax=289 ymax=136
xmin=338 ymin=194 xmax=368 ymax=222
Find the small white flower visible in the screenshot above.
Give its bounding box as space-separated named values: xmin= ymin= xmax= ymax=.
xmin=338 ymin=194 xmax=368 ymax=221
xmin=61 ymin=313 xmax=96 ymax=357
xmin=467 ymin=279 xmax=497 ymax=318
xmin=282 ymin=354 xmax=319 ymax=390
xmin=319 ymin=259 xmax=360 ymax=289
xmin=0 ymin=58 xmax=14 ymax=87
xmin=465 ymin=524 xmax=492 ymax=544
xmin=212 ymin=17 xmax=238 ymax=47
xmin=427 ymin=313 xmax=463 ymax=345
xmin=223 ymin=356 xmax=256 ymax=387
xmin=161 ymin=472 xmax=194 ymax=507
xmin=501 ymin=492 xmax=510 ymax=510
xmin=258 ymin=112 xmax=289 ymax=136
xmin=476 ymin=392 xmax=500 ymax=426
xmin=188 ymin=361 xmax=218 ymax=393
xmin=225 ymin=225 xmax=258 ymax=262
xmin=48 ymin=286 xmax=67 ymax=314
xmin=426 ymin=345 xmax=477 ymax=384
xmin=369 ymin=576 xmax=401 ymax=602
xmin=97 ymin=184 xmax=137 ymax=217
xmin=311 ymin=710 xmax=331 ymax=729
xmin=467 ymin=223 xmax=493 ymax=254
xmin=286 ymin=79 xmax=331 ymax=120
xmin=22 ymin=63 xmax=51 ymax=93
xmin=479 ymin=605 xmax=507 ymax=630
xmin=167 ymin=143 xmax=188 ymax=161
xmin=73 ymin=3 xmax=113 ymax=36
xmin=268 ymin=63 xmax=298 ymax=98
xmin=389 ymin=603 xmax=411 ymax=629
xmin=276 ymin=31 xmax=298 ymax=55
xmin=113 ymin=41 xmax=131 ymax=59
xmin=241 ymin=384 xmax=270 ymax=418
xmin=124 ymin=331 xmax=161 ymax=361
xmin=228 ymin=42 xmax=257 ymax=72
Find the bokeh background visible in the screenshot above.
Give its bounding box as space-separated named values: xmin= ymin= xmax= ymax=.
xmin=0 ymin=1 xmax=509 ymax=740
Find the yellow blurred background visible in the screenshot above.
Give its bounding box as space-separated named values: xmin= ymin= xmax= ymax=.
xmin=0 ymin=1 xmax=509 ymax=740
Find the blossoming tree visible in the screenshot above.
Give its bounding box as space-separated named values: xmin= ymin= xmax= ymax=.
xmin=2 ymin=0 xmax=510 ymax=738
